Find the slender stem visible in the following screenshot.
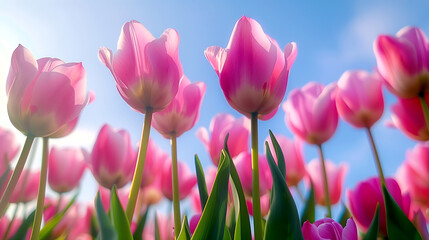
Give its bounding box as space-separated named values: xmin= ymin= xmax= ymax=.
xmin=0 ymin=135 xmax=34 ymax=217
xmin=251 ymin=112 xmax=263 ymax=240
xmin=170 ymin=134 xmax=181 ymax=237
xmin=55 ymin=193 xmax=63 ymax=214
xmin=365 ymin=127 xmax=386 ymax=187
xmin=125 ymin=108 xmax=153 ymax=222
xmin=317 ymin=144 xmax=332 ymax=218
xmin=419 ymin=94 xmax=429 ymax=132
xmin=30 ymin=137 xmax=49 ymax=240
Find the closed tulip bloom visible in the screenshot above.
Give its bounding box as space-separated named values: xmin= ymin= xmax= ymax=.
xmin=0 ymin=127 xmax=19 ymax=163
xmin=90 ymin=124 xmax=136 ymax=189
xmin=284 ymin=82 xmax=338 ymax=145
xmin=305 ymin=159 xmax=347 ymax=206
xmin=0 ymin=217 xmax=22 ymax=239
xmin=99 ymin=20 xmax=183 ymax=113
xmin=6 ymin=44 xmax=89 ymax=137
xmin=374 ymin=26 xmax=429 ymax=98
xmin=160 ymin=160 xmax=197 ymax=201
xmin=347 ymin=177 xmax=411 ymax=236
xmin=246 ymin=193 xmax=271 ymax=218
xmin=336 ymin=70 xmax=384 ymax=128
xmin=197 ymin=113 xmax=250 ymax=166
xmin=10 ymin=169 xmax=40 ymax=203
xmin=48 ymin=147 xmax=88 ymax=193
xmin=205 ymin=16 xmax=297 ymax=120
xmin=235 ymin=152 xmax=272 ymax=197
xmin=302 ymin=218 xmax=358 ymax=240
xmin=140 ymin=138 xmax=168 ymax=188
xmin=152 ymin=76 xmax=206 ymax=138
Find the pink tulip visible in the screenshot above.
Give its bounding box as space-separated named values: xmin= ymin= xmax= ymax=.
xmin=205 ymin=16 xmax=297 ymax=120
xmin=139 ymin=178 xmax=163 ymax=207
xmin=152 ymin=76 xmax=206 ymax=138
xmin=391 ymin=94 xmax=429 ymax=141
xmin=99 ymin=186 xmax=129 ymax=212
xmin=266 ymin=134 xmax=306 ymax=186
xmin=10 ymin=169 xmax=39 ymax=203
xmin=347 ymin=177 xmax=411 ymax=236
xmin=305 ymin=159 xmax=347 ymax=206
xmin=99 ymin=20 xmax=183 ymax=113
xmin=302 ymin=218 xmax=358 ymax=240
xmin=197 ymin=113 xmax=250 ymax=166
xmin=374 ymin=26 xmax=429 ymax=98
xmin=48 ymin=147 xmax=88 ymax=193
xmin=235 ymin=152 xmax=272 ymax=197
xmin=283 ymin=82 xmax=338 ymax=145
xmin=140 ymin=138 xmax=169 ymax=188
xmin=142 ymin=213 xmax=174 ymax=240
xmin=190 ymin=166 xmax=219 ymax=213
xmin=0 ymin=216 xmax=22 ymax=239
xmin=246 ymin=192 xmax=271 ymax=217
xmin=189 ymin=213 xmax=202 ymax=235
xmin=336 ymin=70 xmax=384 ymax=128
xmin=90 ymin=124 xmax=136 ymax=189
xmin=160 ymin=159 xmax=197 ymax=201
xmin=6 ymin=44 xmax=89 ymax=137
xmin=0 ymin=127 xmax=19 ymax=165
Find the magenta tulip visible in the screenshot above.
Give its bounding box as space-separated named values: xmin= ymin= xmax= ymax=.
xmin=305 ymin=159 xmax=347 ymax=206
xmin=48 ymin=147 xmax=88 ymax=193
xmin=160 ymin=159 xmax=197 ymax=201
xmin=283 ymin=82 xmax=338 ymax=145
xmin=205 ymin=16 xmax=297 ymax=119
xmin=6 ymin=44 xmax=89 ymax=137
xmin=197 ymin=113 xmax=250 ymax=166
xmin=140 ymin=138 xmax=168 ymax=188
xmin=189 ymin=213 xmax=201 ymax=235
xmin=374 ymin=26 xmax=429 ymax=98
xmin=10 ymin=169 xmax=39 ymax=203
xmin=336 ymin=70 xmax=384 ymax=128
xmin=90 ymin=124 xmax=136 ymax=189
xmin=99 ymin=20 xmax=183 ymax=113
xmin=0 ymin=127 xmax=19 ymax=164
xmin=302 ymin=218 xmax=358 ymax=240
xmin=152 ymin=76 xmax=206 ymax=138
xmin=235 ymin=152 xmax=272 ymax=197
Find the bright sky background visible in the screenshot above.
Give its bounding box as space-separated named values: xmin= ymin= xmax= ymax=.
xmin=1 ymin=0 xmax=429 ymax=218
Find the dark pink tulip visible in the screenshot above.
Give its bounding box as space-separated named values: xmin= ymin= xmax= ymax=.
xmin=205 ymin=16 xmax=297 ymax=120
xmin=0 ymin=127 xmax=19 ymax=164
xmin=305 ymin=159 xmax=347 ymax=206
xmin=302 ymin=218 xmax=358 ymax=240
xmin=189 ymin=213 xmax=202 ymax=235
xmin=10 ymin=169 xmax=39 ymax=203
xmin=197 ymin=113 xmax=250 ymax=166
xmin=152 ymin=76 xmax=206 ymax=138
xmin=6 ymin=44 xmax=89 ymax=137
xmin=336 ymin=70 xmax=384 ymax=128
xmin=99 ymin=20 xmax=183 ymax=113
xmin=391 ymin=94 xmax=429 ymax=141
xmin=90 ymin=124 xmax=136 ymax=189
xmin=140 ymin=138 xmax=168 ymax=188
xmin=48 ymin=147 xmax=88 ymax=193
xmin=374 ymin=26 xmax=429 ymax=98
xmin=160 ymin=160 xmax=197 ymax=201
xmin=235 ymin=152 xmax=272 ymax=197
xmin=283 ymin=82 xmax=338 ymax=145
xmin=0 ymin=216 xmax=22 ymax=239
xmin=347 ymin=177 xmax=411 ymax=236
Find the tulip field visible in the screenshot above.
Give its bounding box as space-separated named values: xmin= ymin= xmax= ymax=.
xmin=1 ymin=1 xmax=429 ymax=240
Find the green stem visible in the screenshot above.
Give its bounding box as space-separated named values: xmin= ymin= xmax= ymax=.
xmin=317 ymin=144 xmax=332 ymax=218
xmin=365 ymin=127 xmax=386 ymax=187
xmin=251 ymin=112 xmax=263 ymax=240
xmin=171 ymin=134 xmax=181 ymax=237
xmin=30 ymin=137 xmax=49 ymax=240
xmin=418 ymin=94 xmax=429 ymax=132
xmin=125 ymin=108 xmax=153 ymax=222
xmin=0 ymin=135 xmax=34 ymax=217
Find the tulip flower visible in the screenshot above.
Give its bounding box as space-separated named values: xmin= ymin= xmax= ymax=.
xmin=160 ymin=159 xmax=197 ymax=201
xmin=189 ymin=213 xmax=202 ymax=235
xmin=0 ymin=216 xmax=22 ymax=239
xmin=142 ymin=213 xmax=174 ymax=240
xmin=246 ymin=193 xmax=271 ymax=218
xmin=10 ymin=169 xmax=39 ymax=203
xmin=347 ymin=177 xmax=411 ymax=236
xmin=197 ymin=113 xmax=250 ymax=166
xmin=189 ymin=166 xmax=218 ymax=213
xmin=140 ymin=138 xmax=169 ymax=188
xmin=235 ymin=152 xmax=272 ymax=197
xmin=98 ymin=186 xmax=129 ymax=212
xmin=305 ymin=159 xmax=347 ymax=206
xmin=139 ymin=178 xmax=163 ymax=207
xmin=302 ymin=218 xmax=358 ymax=240
xmin=0 ymin=127 xmax=19 ymax=164
xmin=90 ymin=124 xmax=136 ymax=189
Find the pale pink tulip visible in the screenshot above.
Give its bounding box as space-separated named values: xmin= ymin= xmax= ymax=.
xmin=0 ymin=216 xmax=22 ymax=239
xmin=139 ymin=178 xmax=163 ymax=207
xmin=160 ymin=160 xmax=197 ymax=201
xmin=302 ymin=218 xmax=358 ymax=240
xmin=6 ymin=44 xmax=89 ymax=137
xmin=266 ymin=134 xmax=306 ymax=186
xmin=10 ymin=169 xmax=39 ymax=203
xmin=374 ymin=26 xmax=429 ymax=98
xmin=305 ymin=159 xmax=347 ymax=206
xmin=152 ymin=76 xmax=206 ymax=138
xmin=197 ymin=113 xmax=250 ymax=166
xmin=48 ymin=147 xmax=88 ymax=193
xmin=283 ymin=82 xmax=338 ymax=145
xmin=99 ymin=20 xmax=183 ymax=113
xmin=0 ymin=127 xmax=19 ymax=165
xmin=235 ymin=152 xmax=272 ymax=197
xmin=205 ymin=16 xmax=297 ymax=120
xmin=246 ymin=192 xmax=271 ymax=217
xmin=140 ymin=138 xmax=168 ymax=188
xmin=90 ymin=124 xmax=136 ymax=189
xmin=336 ymin=70 xmax=384 ymax=128
xmin=142 ymin=213 xmax=174 ymax=240
xmin=391 ymin=94 xmax=429 ymax=140
xmin=347 ymin=177 xmax=411 ymax=236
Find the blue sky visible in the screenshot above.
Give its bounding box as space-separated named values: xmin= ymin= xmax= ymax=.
xmin=1 ymin=0 xmax=429 ymax=216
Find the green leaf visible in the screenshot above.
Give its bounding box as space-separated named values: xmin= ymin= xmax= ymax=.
xmin=226 ymin=205 xmax=236 ymax=240
xmin=269 ymin=130 xmax=286 ymax=178
xmin=195 ymin=154 xmax=209 ymax=210
xmin=223 ymin=226 xmax=232 ymax=240
xmin=264 ymin=141 xmax=303 ymax=240
xmin=178 ymin=215 xmax=192 ymax=240
xmin=133 ymin=206 xmax=150 ymax=240
xmin=338 ymin=204 xmax=352 ymax=227
xmin=10 ymin=209 xmax=36 ymax=240
xmin=110 ymin=185 xmax=133 ymax=240
xmin=363 ymin=204 xmax=379 ymax=240
xmin=94 ymin=192 xmax=117 ymax=240
xmin=383 ymin=185 xmax=422 ymax=240
xmin=191 ymin=150 xmax=230 ymax=240
xmin=300 ymin=182 xmax=315 ymax=226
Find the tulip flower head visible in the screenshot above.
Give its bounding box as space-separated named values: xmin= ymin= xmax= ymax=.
xmin=302 ymin=218 xmax=358 ymax=240
xmin=140 ymin=138 xmax=169 ymax=188
xmin=235 ymin=152 xmax=272 ymax=197
xmin=10 ymin=169 xmax=40 ymax=203
xmin=0 ymin=127 xmax=19 ymax=164
xmin=160 ymin=159 xmax=197 ymax=201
